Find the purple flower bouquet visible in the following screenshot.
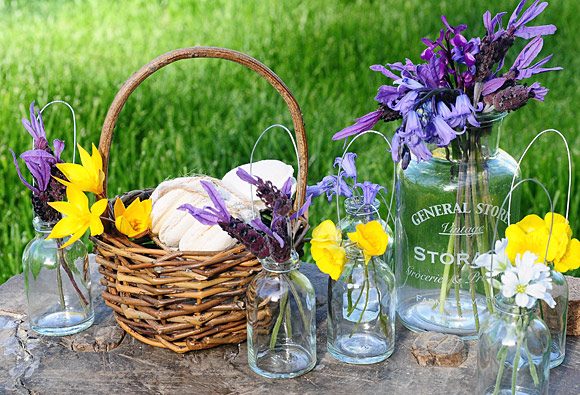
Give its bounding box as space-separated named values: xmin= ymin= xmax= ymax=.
xmin=334 ymin=0 xmax=561 ymax=337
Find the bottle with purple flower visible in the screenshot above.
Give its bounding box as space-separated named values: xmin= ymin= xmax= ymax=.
xmin=13 ymin=102 xmax=94 ymax=336
xmin=333 ymin=0 xmax=561 ymax=338
xmin=180 ymin=168 xmax=316 ymax=378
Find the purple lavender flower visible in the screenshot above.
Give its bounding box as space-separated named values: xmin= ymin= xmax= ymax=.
xmin=235 ymin=168 xmax=292 ymax=216
xmin=355 ymin=181 xmax=384 ymax=205
xmin=333 ymin=152 xmax=357 ymax=180
xmin=179 ymin=181 xmax=230 ymax=225
xmin=507 ymin=0 xmax=557 ymax=39
xmin=22 ymin=102 xmax=48 ymax=150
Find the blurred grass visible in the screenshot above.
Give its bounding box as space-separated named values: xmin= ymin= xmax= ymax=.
xmin=1 ymin=0 xmax=578 ymax=283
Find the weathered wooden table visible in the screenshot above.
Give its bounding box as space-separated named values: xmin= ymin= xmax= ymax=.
xmin=1 ymin=259 xmax=578 ymax=394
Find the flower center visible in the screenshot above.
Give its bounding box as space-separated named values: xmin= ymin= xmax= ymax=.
xmin=516 ymin=284 xmax=527 ymax=294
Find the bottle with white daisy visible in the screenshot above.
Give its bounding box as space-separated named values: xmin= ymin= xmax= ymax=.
xmin=476 ymin=251 xmax=553 ymax=395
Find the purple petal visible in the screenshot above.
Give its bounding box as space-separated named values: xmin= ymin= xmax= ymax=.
xmin=369 ymin=64 xmax=399 ymax=81
xmin=251 ymin=217 xmax=284 ymax=247
xmin=391 ymin=132 xmax=402 ymax=162
xmin=483 ymin=10 xmax=493 ymax=35
xmin=482 ymin=78 xmax=507 ymax=95
xmin=432 ymin=116 xmax=457 ymax=146
xmin=355 ymin=181 xmax=384 ymax=205
xmin=528 ymin=82 xmax=549 ymax=101
xmin=513 ymin=36 xmax=544 ymax=70
xmin=508 ymin=0 xmax=527 ymax=27
xmin=200 ymin=180 xmax=230 ymax=222
xmin=10 ymin=149 xmax=40 ymax=194
xmin=514 ymin=24 xmax=557 ymax=39
xmin=290 ymin=194 xmax=311 ymax=220
xmin=332 ymin=109 xmax=383 ymax=140
xmin=375 ymin=85 xmax=403 ymax=106
xmin=235 ymin=167 xmax=258 ymax=185
xmin=333 ymin=152 xmax=357 ymax=179
xmin=20 ymin=149 xmax=57 ymax=192
xmin=515 ymin=1 xmax=548 ymax=29
xmin=280 ymin=177 xmax=294 ymax=196
xmin=178 ymin=204 xmax=220 ymax=226
xmin=53 ymin=139 xmax=65 ymax=160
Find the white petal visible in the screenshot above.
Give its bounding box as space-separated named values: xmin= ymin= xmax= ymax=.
xmin=515 ymin=292 xmax=529 ymax=308
xmin=526 ymin=283 xmax=547 ymax=299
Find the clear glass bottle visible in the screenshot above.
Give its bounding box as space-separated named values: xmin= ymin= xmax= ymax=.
xmin=396 ymin=112 xmax=520 ymax=338
xmin=537 ymin=269 xmax=568 ymax=368
xmin=476 ymin=296 xmax=551 ymax=395
xmin=246 ymin=250 xmax=316 ymax=379
xmin=22 ymin=217 xmax=94 ymax=336
xmin=327 ymin=197 xmax=396 ymax=364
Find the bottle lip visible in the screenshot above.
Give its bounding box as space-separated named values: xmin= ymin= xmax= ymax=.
xmin=475 ymin=111 xmax=508 ymax=126
xmin=259 ymin=250 xmax=300 ymax=273
xmin=345 ymin=196 xmax=381 ymax=215
xmin=33 ymin=216 xmax=57 ymax=233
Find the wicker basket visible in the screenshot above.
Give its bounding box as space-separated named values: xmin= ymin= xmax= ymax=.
xmin=93 ymin=47 xmax=308 ymax=353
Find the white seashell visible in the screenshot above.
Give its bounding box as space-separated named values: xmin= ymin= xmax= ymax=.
xmin=222 ymin=160 xmax=295 ymax=202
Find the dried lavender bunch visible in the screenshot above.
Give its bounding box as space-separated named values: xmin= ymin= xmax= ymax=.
xmin=11 ymin=102 xmax=66 ymax=223
xmin=180 ymin=176 xmax=310 ymax=264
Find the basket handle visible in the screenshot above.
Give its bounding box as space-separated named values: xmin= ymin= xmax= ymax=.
xmin=99 ymin=47 xmax=308 ymax=207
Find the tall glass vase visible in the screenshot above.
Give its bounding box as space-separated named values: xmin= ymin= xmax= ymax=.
xmin=396 ymin=112 xmax=520 ymax=338
xmin=476 ymin=296 xmax=551 ymax=395
xmin=22 ymin=217 xmax=94 ymax=336
xmin=328 ymin=197 xmax=396 ymax=364
xmin=538 ymin=269 xmax=568 ymax=368
xmin=246 ymin=251 xmax=316 ymax=379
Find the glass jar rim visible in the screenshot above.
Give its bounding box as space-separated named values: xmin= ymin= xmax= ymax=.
xmin=33 ymin=216 xmax=57 ymax=232
xmin=493 ymin=295 xmax=536 ymax=316
xmin=259 ymin=250 xmax=300 ymax=273
xmin=345 ymin=196 xmax=381 ymax=214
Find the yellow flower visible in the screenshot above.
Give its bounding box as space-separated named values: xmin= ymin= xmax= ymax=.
xmin=114 ymin=197 xmax=152 ymax=238
xmin=506 ymin=212 xmax=572 ymax=263
xmin=56 ymin=143 xmax=105 ymax=195
xmin=310 ymin=220 xmax=346 ymax=281
xmin=347 ymin=220 xmax=389 ymax=264
xmin=47 ymin=186 xmax=108 ymax=248
xmin=554 ymin=238 xmax=580 ymax=273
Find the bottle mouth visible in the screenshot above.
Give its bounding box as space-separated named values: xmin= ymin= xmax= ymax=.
xmin=345 ymin=197 xmax=381 ymax=216
xmin=259 ymin=250 xmax=300 ymax=273
xmin=475 ymin=111 xmax=508 ymax=126
xmin=493 ymin=295 xmax=536 ymax=316
xmin=33 ymin=216 xmax=57 ymax=233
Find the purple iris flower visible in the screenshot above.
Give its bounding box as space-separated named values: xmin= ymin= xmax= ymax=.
xmin=355 ymin=181 xmax=384 ymax=206
xmin=333 ymin=152 xmax=357 ymax=180
xmin=509 ymin=36 xmax=562 ymax=80
xmin=332 ymin=109 xmax=383 ymax=140
xmin=507 ymin=0 xmax=557 ymax=39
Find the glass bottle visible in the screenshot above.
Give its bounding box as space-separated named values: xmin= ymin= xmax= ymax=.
xmin=476 ymin=296 xmax=551 ymax=395
xmin=246 ymin=250 xmax=316 ymax=379
xmin=537 ymin=269 xmax=568 ymax=368
xmin=327 ymin=197 xmax=396 ymax=364
xmin=22 ymin=217 xmax=94 ymax=336
xmin=396 ymin=112 xmax=520 ymax=339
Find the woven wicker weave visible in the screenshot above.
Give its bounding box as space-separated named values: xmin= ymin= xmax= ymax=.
xmin=94 ymin=47 xmax=308 ymax=353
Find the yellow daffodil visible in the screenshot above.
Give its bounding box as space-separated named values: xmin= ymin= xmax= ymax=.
xmin=114 ymin=197 xmax=152 ymax=238
xmin=506 ymin=212 xmax=572 ymax=264
xmin=310 ymin=220 xmax=346 ymax=280
xmin=47 ymin=185 xmax=108 ymax=248
xmin=554 ymin=238 xmax=580 ymax=273
xmin=348 ymin=220 xmax=388 ymax=264
xmin=56 ymin=143 xmax=105 ymax=195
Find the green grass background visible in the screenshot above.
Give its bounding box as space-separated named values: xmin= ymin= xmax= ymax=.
xmin=1 ymin=0 xmax=578 ymax=283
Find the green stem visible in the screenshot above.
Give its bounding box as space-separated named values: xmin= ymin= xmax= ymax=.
xmin=493 ymin=346 xmax=509 ymax=395
xmin=511 ymin=313 xmax=527 ymax=395
xmin=438 ymin=235 xmax=455 ymax=314
xmin=56 ymin=260 xmax=66 ymax=309
xmin=347 ymin=273 xmax=353 ymax=312
xmin=454 ymin=262 xmax=463 ymax=317
xmin=525 ymin=341 xmax=540 ymax=387
xmin=348 ymin=271 xmax=366 ymax=317
xmin=287 ymin=273 xmax=309 ymax=330
xmin=350 ymin=264 xmax=371 ymax=338
xmin=269 ymin=288 xmax=288 ymax=350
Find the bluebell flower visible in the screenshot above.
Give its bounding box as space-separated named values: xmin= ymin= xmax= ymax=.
xmin=306 ymin=174 xmax=352 ymax=202
xmin=355 ymin=181 xmax=384 ymax=206
xmin=332 ymin=109 xmax=383 ymax=140
xmin=333 ymin=152 xmax=357 ymax=180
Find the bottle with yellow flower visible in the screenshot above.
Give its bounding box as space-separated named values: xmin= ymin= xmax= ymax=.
xmin=308 ymin=153 xmax=395 ymax=364
xmin=505 ymin=212 xmax=579 ymax=368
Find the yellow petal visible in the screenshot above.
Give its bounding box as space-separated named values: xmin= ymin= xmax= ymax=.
xmin=554 ymin=238 xmax=580 ymax=273
xmin=312 ymin=219 xmax=341 ymax=244
xmin=114 ymin=198 xmax=126 ymax=218
xmin=91 ymin=198 xmax=108 ymax=217
xmin=544 ymin=212 xmax=572 ymax=239
xmin=47 ymin=201 xmax=80 ymax=217
xmin=47 ymin=217 xmax=83 ymax=240
xmin=60 ymin=227 xmax=87 ymax=249
xmin=311 ymin=244 xmax=346 ymax=280
xmin=517 ymin=214 xmax=547 ymax=234
xmin=90 ymin=143 xmax=103 ymax=170
xmin=78 ymin=144 xmax=95 ymax=173
xmin=89 ymin=214 xmax=104 ymax=236
xmin=348 ymin=220 xmax=388 ymax=260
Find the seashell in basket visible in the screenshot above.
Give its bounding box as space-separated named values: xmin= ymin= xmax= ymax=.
xmin=151 ymin=160 xmax=294 ymax=251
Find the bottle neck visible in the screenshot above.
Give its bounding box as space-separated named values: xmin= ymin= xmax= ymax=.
xmin=344 ymin=197 xmax=381 ymax=222
xmin=260 ymin=250 xmax=300 ymax=273
xmin=33 ymin=216 xmax=56 ymax=235
xmin=493 ymin=295 xmax=535 ymax=318
xmin=432 ymin=111 xmax=507 ymax=162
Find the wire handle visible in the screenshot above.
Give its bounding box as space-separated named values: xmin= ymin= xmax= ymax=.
xmin=334 ymin=130 xmax=396 ymax=230
xmin=98 ymin=47 xmax=309 ymax=209
xmin=39 ymin=100 xmax=78 ymax=163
